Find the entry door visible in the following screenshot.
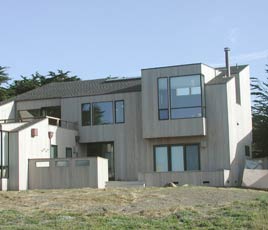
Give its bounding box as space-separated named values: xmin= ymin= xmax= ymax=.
xmin=87 ymin=142 xmax=115 ymax=180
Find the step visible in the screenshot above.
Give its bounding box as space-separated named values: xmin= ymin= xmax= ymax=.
xmin=105 ymin=181 xmax=145 ymax=188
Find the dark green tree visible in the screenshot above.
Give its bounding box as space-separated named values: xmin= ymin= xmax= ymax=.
xmin=8 ymin=72 xmax=42 ymax=97
xmin=251 ymin=66 xmax=268 ymax=157
xmin=8 ymin=70 xmax=80 ymax=97
xmin=0 ymin=66 xmax=11 ymax=101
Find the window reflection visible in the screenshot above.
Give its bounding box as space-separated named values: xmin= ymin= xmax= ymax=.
xmin=93 ymin=102 xmax=113 ymax=125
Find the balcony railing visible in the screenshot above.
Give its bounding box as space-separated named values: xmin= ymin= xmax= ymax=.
xmin=0 ymin=116 xmax=78 ymax=130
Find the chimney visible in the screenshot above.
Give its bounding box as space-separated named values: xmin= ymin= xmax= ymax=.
xmin=224 ymin=47 xmax=231 ymax=77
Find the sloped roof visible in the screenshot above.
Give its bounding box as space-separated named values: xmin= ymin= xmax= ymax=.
xmin=15 ymin=77 xmax=141 ymax=101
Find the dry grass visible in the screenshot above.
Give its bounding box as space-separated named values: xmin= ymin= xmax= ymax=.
xmin=0 ymin=186 xmax=267 ymax=229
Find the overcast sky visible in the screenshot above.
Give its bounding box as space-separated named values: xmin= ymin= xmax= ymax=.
xmin=1 ymin=0 xmax=268 ymax=81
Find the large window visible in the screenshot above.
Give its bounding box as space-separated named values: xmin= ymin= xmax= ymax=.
xmin=154 ymin=144 xmax=200 ymax=172
xmin=158 ymin=75 xmax=204 ymax=120
xmin=81 ymin=103 xmax=91 ymax=126
xmin=93 ymin=102 xmax=113 ymax=125
xmin=115 ymin=100 xmax=125 ymax=123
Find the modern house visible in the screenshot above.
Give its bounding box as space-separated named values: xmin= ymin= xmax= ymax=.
xmin=0 ymin=49 xmax=252 ymax=190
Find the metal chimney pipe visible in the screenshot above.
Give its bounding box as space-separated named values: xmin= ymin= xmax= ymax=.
xmin=224 ymin=47 xmax=231 ymax=77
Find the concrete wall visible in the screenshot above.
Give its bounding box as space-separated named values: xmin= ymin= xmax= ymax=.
xmin=205 ymin=83 xmax=230 ymax=171
xmin=138 ymin=170 xmax=230 ymax=187
xmin=0 ymin=101 xmax=15 ymax=120
xmin=226 ymin=66 xmax=252 ymax=186
xmin=49 ymin=125 xmax=78 ymax=158
xmin=242 ymin=169 xmax=268 ymax=189
xmin=8 ymin=118 xmax=78 ymax=190
xmin=28 ymin=157 xmax=108 ymax=189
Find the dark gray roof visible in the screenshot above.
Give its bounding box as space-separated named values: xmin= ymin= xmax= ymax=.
xmin=207 ymin=65 xmax=248 ymax=85
xmin=15 ymin=77 xmax=141 ymax=101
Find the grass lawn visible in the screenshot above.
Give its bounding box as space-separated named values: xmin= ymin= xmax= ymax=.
xmin=0 ymin=186 xmax=267 ymax=229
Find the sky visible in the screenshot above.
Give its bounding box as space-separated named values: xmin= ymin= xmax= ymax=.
xmin=1 ymin=0 xmax=268 ymax=82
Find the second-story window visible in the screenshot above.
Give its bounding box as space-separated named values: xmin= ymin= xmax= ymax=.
xmin=115 ymin=100 xmax=125 ymax=123
xmin=170 ymin=75 xmax=202 ymax=119
xmin=158 ymin=78 xmax=169 ymax=120
xmin=81 ymin=103 xmax=91 ymax=126
xmin=93 ymin=102 xmax=113 ymax=125
xmin=158 ymin=75 xmax=203 ymax=120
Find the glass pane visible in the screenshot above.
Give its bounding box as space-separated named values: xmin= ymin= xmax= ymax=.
xmin=171 ymin=146 xmax=184 ymax=171
xmin=36 ymin=161 xmax=50 ymax=167
xmin=171 ymin=107 xmax=202 ymax=119
xmin=115 ymin=101 xmax=124 ymax=123
xmin=55 ymin=160 xmax=69 ymax=167
xmin=176 ymin=88 xmax=189 ymax=96
xmin=93 ymin=102 xmax=113 ymax=125
xmin=76 ymin=160 xmax=90 ymax=166
xmin=42 ymin=106 xmax=61 ymax=118
xmin=66 ymin=148 xmax=72 ymax=158
xmin=155 ymin=146 xmax=168 ymax=172
xmin=158 ymin=78 xmax=168 ymax=109
xmin=186 ymin=145 xmax=199 ymax=170
xmin=81 ymin=103 xmax=91 ymax=126
xmin=50 ymin=145 xmax=58 ymax=158
xmin=170 ymin=75 xmax=201 ymax=108
xmin=159 ymin=109 xmax=169 ymax=120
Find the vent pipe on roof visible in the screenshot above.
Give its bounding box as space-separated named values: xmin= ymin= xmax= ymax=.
xmin=224 ymin=47 xmax=231 ymax=77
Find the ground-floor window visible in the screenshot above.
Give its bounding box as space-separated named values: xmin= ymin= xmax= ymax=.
xmin=66 ymin=147 xmax=72 ymax=158
xmin=50 ymin=145 xmax=58 ymax=159
xmin=154 ymin=144 xmax=200 ymax=172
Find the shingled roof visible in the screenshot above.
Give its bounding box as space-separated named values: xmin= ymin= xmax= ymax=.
xmin=15 ymin=77 xmax=141 ymax=101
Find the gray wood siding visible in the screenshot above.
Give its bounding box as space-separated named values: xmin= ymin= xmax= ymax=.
xmin=141 ymin=64 xmax=213 ymax=138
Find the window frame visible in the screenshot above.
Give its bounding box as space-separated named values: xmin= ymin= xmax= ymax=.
xmin=157 ymin=74 xmax=205 ymax=120
xmin=153 ymin=143 xmax=200 ymax=172
xmin=115 ymin=100 xmax=125 ymax=124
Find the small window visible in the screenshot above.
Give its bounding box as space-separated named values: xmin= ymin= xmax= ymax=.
xmin=36 ymin=161 xmax=50 ymax=168
xmin=115 ymin=100 xmax=124 ymax=123
xmin=76 ymin=160 xmax=90 ymax=167
xmin=81 ymin=103 xmax=91 ymax=126
xmin=66 ymin=147 xmax=72 ymax=158
xmin=50 ymin=145 xmax=58 ymax=159
xmin=55 ymin=160 xmax=69 ymax=167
